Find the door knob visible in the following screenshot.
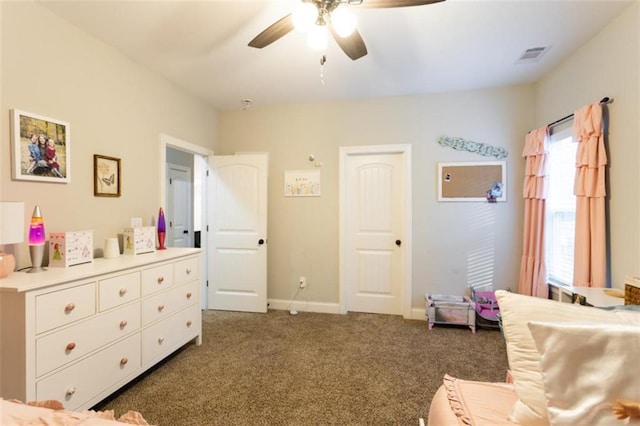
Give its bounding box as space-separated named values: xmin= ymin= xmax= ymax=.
xmin=183 ymin=230 xmax=188 ymax=234
xmin=258 ymin=239 xmax=265 ymax=245
xmin=395 ymin=240 xmax=402 ymax=246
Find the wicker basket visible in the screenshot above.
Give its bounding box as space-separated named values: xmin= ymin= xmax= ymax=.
xmin=625 ymin=283 xmax=640 ymax=305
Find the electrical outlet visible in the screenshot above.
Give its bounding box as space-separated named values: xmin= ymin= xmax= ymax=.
xmin=299 ymin=276 xmax=307 ymax=288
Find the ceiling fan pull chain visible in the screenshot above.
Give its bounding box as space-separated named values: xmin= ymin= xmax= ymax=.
xmin=319 ymin=55 xmax=325 ymax=86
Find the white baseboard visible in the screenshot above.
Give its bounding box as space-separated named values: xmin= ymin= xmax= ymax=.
xmin=268 ymin=298 xmax=427 ymax=321
xmin=410 ymin=307 xmax=427 ymax=321
xmin=267 ymin=298 xmax=342 ymax=315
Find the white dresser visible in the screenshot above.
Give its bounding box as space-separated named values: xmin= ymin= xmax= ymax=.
xmin=0 ymin=248 xmax=202 ymax=411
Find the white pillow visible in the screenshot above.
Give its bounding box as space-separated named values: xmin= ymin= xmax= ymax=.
xmin=495 ymin=290 xmax=640 ymax=425
xmin=527 ymin=321 xmax=640 ymax=426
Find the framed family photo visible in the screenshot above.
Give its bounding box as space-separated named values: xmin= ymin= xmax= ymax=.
xmin=94 ymin=154 xmax=121 ymax=197
xmin=11 ymin=109 xmax=70 ymax=183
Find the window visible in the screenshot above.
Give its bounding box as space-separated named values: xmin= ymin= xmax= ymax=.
xmin=545 ymin=125 xmax=577 ymax=286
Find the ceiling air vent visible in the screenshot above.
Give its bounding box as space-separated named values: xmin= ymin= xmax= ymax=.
xmin=516 ymin=46 xmax=550 ymax=64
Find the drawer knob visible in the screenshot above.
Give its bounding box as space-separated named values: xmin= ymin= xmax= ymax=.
xmin=66 ymin=387 xmax=76 ymax=397
xmin=157 ymin=276 xmax=164 ymax=284
xmin=119 ymin=288 xmax=127 ymax=296
xmin=186 ymin=268 xmax=192 ymax=274
xmin=157 ymin=304 xmax=165 ymax=312
xmin=120 ymin=320 xmax=128 ymax=329
xmin=65 ymin=303 xmax=75 ymax=313
xmin=186 ymin=292 xmax=192 ymax=299
xmin=186 ymin=320 xmax=192 ymax=327
xmin=120 ymin=357 xmax=128 ymax=366
xmin=66 ymin=342 xmax=77 ymax=352
xmin=158 ymin=337 xmax=165 ymax=344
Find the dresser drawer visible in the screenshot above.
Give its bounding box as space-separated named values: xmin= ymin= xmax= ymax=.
xmin=36 ymin=333 xmax=141 ymax=411
xmin=36 ymin=282 xmax=96 ymax=334
xmin=141 ymin=281 xmax=197 ymax=326
xmin=180 ymin=302 xmax=201 ymax=340
xmin=36 ymin=302 xmax=141 ymax=377
xmin=174 ymin=256 xmax=199 ymax=285
xmin=142 ymin=304 xmax=200 ymax=367
xmin=182 ymin=280 xmax=199 ymax=307
xmin=99 ymin=272 xmax=141 ymax=312
xmin=141 ymin=263 xmax=173 ymax=296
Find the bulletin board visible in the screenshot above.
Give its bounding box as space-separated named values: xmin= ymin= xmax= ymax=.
xmin=437 ymin=161 xmax=506 ymax=202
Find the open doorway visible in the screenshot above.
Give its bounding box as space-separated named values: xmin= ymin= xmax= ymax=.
xmin=167 ymin=155 xmax=193 ymax=248
xmin=160 ymin=134 xmax=213 ymax=310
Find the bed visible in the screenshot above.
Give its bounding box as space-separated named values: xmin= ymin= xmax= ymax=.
xmin=0 ymin=398 xmax=151 ymax=425
xmin=428 ymin=290 xmax=640 ymax=426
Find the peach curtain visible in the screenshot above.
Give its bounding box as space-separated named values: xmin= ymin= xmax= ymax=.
xmin=573 ymin=102 xmax=607 ymax=287
xmin=518 ymin=127 xmax=549 ymax=297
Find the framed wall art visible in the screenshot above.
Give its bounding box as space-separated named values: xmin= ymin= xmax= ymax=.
xmin=11 ymin=109 xmax=70 ymax=183
xmin=437 ymin=161 xmax=507 ymax=202
xmin=284 ymin=170 xmax=321 ymax=197
xmin=94 ymin=154 xmax=121 ymax=197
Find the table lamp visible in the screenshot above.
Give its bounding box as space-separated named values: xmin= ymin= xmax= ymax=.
xmin=157 ymin=207 xmax=166 ymax=250
xmin=28 ymin=205 xmax=46 ymax=273
xmin=0 ymin=201 xmax=25 ymax=278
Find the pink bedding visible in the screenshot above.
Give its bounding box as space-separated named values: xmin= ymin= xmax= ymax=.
xmin=427 ymin=375 xmax=517 ymax=425
xmin=1 ymin=399 xmax=150 ymax=425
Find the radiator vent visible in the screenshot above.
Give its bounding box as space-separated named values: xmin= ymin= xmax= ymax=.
xmin=516 ymin=46 xmax=550 ymax=64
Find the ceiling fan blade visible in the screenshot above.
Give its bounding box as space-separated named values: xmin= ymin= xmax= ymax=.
xmin=248 ymin=14 xmax=294 ymax=49
xmin=359 ymin=0 xmax=445 ymax=7
xmin=330 ymin=27 xmax=368 ymax=61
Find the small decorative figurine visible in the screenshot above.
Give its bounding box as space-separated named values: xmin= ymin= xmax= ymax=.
xmin=486 ymin=182 xmax=503 ymax=203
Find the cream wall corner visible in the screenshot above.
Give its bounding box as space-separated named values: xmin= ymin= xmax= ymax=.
xmin=1 ymin=2 xmax=217 ymax=270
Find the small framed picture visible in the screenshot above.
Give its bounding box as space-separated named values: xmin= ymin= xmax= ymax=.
xmin=11 ymin=109 xmax=70 ymax=183
xmin=284 ymin=170 xmax=321 ymax=197
xmin=94 ymin=154 xmax=121 ymax=197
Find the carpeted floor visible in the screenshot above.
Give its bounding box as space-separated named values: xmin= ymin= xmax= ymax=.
xmin=94 ymin=309 xmax=508 ymax=425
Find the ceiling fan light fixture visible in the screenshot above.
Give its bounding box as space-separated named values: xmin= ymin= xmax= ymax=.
xmin=331 ymin=6 xmax=357 ymax=38
xmin=307 ymin=24 xmax=329 ymax=51
xmin=292 ymin=3 xmax=317 ymax=33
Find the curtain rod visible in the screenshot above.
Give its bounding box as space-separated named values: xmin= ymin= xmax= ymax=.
xmin=547 ymin=97 xmax=612 ymax=128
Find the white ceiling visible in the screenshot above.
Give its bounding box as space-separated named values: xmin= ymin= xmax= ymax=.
xmin=40 ymin=0 xmax=632 ymax=110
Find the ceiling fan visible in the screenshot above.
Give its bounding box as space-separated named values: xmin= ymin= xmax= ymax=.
xmin=248 ymin=0 xmax=445 ymax=61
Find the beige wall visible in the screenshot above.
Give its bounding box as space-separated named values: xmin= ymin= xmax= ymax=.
xmin=0 ymin=2 xmax=217 ymax=269
xmin=219 ymin=1 xmax=638 ymax=309
xmin=219 ymin=85 xmax=535 ymax=309
xmin=536 ymin=2 xmax=639 ymax=288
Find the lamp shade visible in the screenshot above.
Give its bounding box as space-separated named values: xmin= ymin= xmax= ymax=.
xmin=307 ymin=24 xmax=328 ymax=51
xmin=331 ymin=6 xmax=357 ymax=38
xmin=29 ymin=205 xmax=45 ymax=246
xmin=0 ymin=202 xmax=25 ymax=245
xmin=292 ymin=2 xmax=316 ymax=33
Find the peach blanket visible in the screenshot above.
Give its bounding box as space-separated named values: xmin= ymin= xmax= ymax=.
xmin=1 ymin=399 xmax=150 ymax=425
xmin=427 ymin=375 xmax=517 ymax=425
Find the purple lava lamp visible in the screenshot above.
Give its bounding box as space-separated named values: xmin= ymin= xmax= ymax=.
xmin=157 ymin=208 xmax=166 ymax=250
xmin=28 ymin=205 xmax=46 ymax=273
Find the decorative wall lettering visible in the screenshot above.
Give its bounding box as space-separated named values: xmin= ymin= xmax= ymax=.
xmin=437 ymin=135 xmax=508 ymax=159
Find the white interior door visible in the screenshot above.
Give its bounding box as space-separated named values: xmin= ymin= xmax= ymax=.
xmin=167 ymin=164 xmax=192 ymax=248
xmin=208 ymin=153 xmax=268 ymax=313
xmin=340 ymin=145 xmax=411 ymax=316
